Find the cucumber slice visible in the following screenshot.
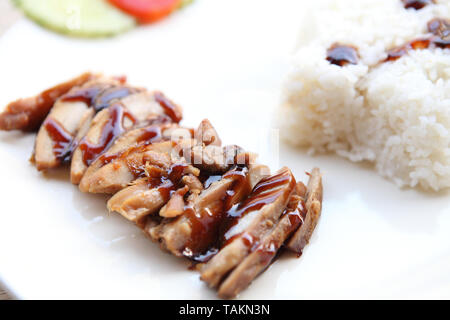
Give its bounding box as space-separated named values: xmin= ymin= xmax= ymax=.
xmin=179 ymin=0 xmax=194 ymax=9
xmin=15 ymin=0 xmax=136 ymax=38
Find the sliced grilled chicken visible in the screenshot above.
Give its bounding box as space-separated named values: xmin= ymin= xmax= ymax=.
xmin=195 ymin=119 xmax=222 ymax=147
xmin=147 ymin=165 xmax=253 ymax=259
xmin=78 ymin=137 xmax=196 ymax=194
xmin=218 ymin=194 xmax=306 ymax=299
xmin=159 ymin=186 xmax=190 ymax=218
xmin=71 ymin=90 xmax=180 ymax=184
xmin=79 ymin=141 xmax=174 ymax=194
xmin=33 ymin=77 xmax=129 ymax=171
xmin=107 ymin=161 xmax=200 ymax=221
xmin=1 ymin=72 xmax=324 ymax=299
xmin=107 ymin=178 xmax=161 ymax=222
xmin=248 ymin=163 xmax=270 ymax=189
xmin=286 ymin=168 xmax=323 ymax=254
xmin=200 ymin=167 xmax=296 ymax=288
xmin=186 ymin=144 xmax=247 ymax=174
xmin=0 ymin=72 xmax=95 ymax=132
xmin=79 ymin=122 xmax=185 ymax=184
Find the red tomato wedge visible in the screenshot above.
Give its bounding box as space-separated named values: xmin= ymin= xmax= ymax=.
xmin=108 ymin=0 xmax=181 ymax=24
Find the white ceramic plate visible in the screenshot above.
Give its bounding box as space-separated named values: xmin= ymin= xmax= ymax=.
xmin=0 ymin=0 xmax=449 ymax=299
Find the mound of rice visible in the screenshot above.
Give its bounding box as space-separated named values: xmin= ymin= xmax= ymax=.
xmin=279 ymin=0 xmax=450 ymax=190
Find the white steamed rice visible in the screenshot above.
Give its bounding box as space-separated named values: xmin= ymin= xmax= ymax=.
xmin=279 ymin=0 xmax=450 ymax=190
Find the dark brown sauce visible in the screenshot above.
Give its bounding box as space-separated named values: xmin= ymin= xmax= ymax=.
xmin=285 ymin=198 xmax=306 ymax=227
xmin=221 ymin=171 xmax=294 ymax=249
xmin=44 ymin=118 xmax=74 ymax=162
xmin=384 ymin=38 xmax=431 ymax=62
xmin=94 ymin=87 xmax=136 ymax=112
xmin=401 ymin=0 xmax=435 ymax=10
xmin=183 ymin=202 xmax=227 ymax=262
xmin=186 ymin=170 xmax=292 ymax=261
xmin=62 ymin=85 xmax=136 ymax=112
xmin=384 ymin=18 xmax=449 ymax=62
xmin=181 ymin=166 xmax=252 ymax=262
xmin=154 ymin=91 xmax=182 ymax=123
xmin=146 ymin=163 xmax=190 ymax=205
xmin=79 ymin=103 xmax=136 ymax=166
xmin=326 ymin=44 xmax=359 ymax=66
xmin=61 ymin=85 xmax=105 ymax=107
xmin=202 ymin=175 xmax=222 ymax=189
xmin=135 ymin=126 xmax=163 ymax=144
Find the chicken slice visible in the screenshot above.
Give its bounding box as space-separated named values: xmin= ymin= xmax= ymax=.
xmin=200 ymin=167 xmax=296 ymax=288
xmin=33 ymin=77 xmax=130 ymax=171
xmin=217 ymin=194 xmax=305 ymax=299
xmin=107 ymin=178 xmax=162 ymax=222
xmin=71 ymin=91 xmax=183 ymax=184
xmin=146 ymin=165 xmax=252 ymax=259
xmin=248 ymin=163 xmax=270 ymax=189
xmin=185 ymin=144 xmax=248 ymax=174
xmin=79 ymin=141 xmax=174 ymax=194
xmin=286 ymin=168 xmax=323 ymax=254
xmin=78 ymin=136 xmax=197 ymax=194
xmin=159 ymin=186 xmax=190 ymax=218
xmin=107 ymin=162 xmax=200 ymax=221
xmin=79 ymin=122 xmax=185 ymax=183
xmin=194 ymin=119 xmax=222 ymax=147
xmin=0 ymin=72 xmax=95 ymax=132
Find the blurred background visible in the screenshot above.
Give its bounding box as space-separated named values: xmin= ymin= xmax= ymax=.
xmin=0 ymin=0 xmax=20 ymax=299
xmin=0 ymin=0 xmax=20 ymax=36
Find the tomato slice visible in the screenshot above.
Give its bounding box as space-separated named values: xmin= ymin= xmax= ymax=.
xmin=108 ymin=0 xmax=181 ymax=24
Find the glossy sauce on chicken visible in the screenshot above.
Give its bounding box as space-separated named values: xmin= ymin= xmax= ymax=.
xmin=61 ymin=85 xmax=137 ymax=112
xmin=79 ymin=104 xmax=137 ymax=166
xmin=182 ymin=169 xmax=296 ymax=263
xmin=43 ymin=118 xmax=74 ymax=162
xmin=182 ymin=166 xmax=252 ymax=262
xmin=145 ymin=162 xmax=190 ymax=202
xmin=97 ymin=122 xmax=180 ymax=168
xmin=154 ymin=92 xmax=182 ymax=123
xmin=222 ymin=170 xmax=294 ymax=248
